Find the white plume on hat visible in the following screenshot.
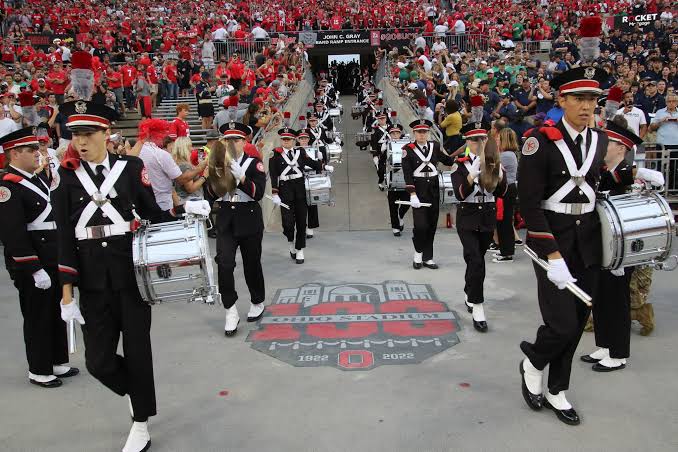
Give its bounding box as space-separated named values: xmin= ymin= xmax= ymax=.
xmin=70 ymin=51 xmax=94 ymax=101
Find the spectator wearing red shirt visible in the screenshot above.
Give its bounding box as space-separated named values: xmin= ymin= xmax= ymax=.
xmin=46 ymin=61 xmax=68 ymax=104
xmin=120 ymin=61 xmax=138 ymax=111
xmin=164 ymin=59 xmax=179 ymax=100
xmin=146 ymin=63 xmax=159 ymax=108
xmin=169 ymin=103 xmax=191 ymax=139
xmin=227 ymin=54 xmax=245 ymax=90
xmin=106 ymin=67 xmax=125 ymax=115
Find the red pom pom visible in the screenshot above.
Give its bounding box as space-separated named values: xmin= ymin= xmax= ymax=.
xmin=138 ymin=119 xmax=171 ymax=145
xmin=471 ymin=95 xmax=484 ymax=107
xmin=579 ymin=16 xmax=602 ymax=38
xmin=299 ymin=116 xmax=305 ymax=120
xmin=607 ymin=86 xmax=624 ymax=103
xmin=391 ymin=111 xmax=397 ymax=117
xmin=417 ymin=97 xmax=427 ymax=106
xmin=71 ymin=51 xmax=93 ymax=70
xmin=18 ymin=91 xmax=35 ymax=107
xmin=283 ymin=111 xmax=291 ymax=119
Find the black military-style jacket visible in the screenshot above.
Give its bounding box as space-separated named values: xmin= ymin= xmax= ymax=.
xmin=308 ymin=127 xmax=331 ymax=147
xmin=214 ymin=153 xmax=266 ymax=238
xmin=370 ymin=123 xmax=389 ymax=157
xmin=401 ymin=141 xmax=456 ymax=202
xmin=0 ymin=168 xmax=57 ymax=278
xmin=269 ymin=147 xmax=323 ymax=194
xmin=518 ymin=120 xmax=608 ymax=267
xmin=599 ymin=161 xmax=634 ymax=195
xmin=52 ymin=152 xmax=174 ymax=290
xmin=451 ymin=156 xmax=508 ymax=232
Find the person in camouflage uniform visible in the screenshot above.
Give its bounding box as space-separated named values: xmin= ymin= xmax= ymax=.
xmin=629 ymin=265 xmax=655 ymax=336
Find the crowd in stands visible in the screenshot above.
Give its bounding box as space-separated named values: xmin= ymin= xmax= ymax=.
xmin=0 ymin=0 xmax=676 ymax=152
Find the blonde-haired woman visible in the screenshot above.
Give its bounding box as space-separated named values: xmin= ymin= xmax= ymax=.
xmin=492 ymin=127 xmax=519 ymax=263
xmin=171 ymin=137 xmax=207 ymax=205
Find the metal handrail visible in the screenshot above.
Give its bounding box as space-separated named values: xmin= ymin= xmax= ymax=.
xmin=634 ymin=143 xmax=678 ymax=200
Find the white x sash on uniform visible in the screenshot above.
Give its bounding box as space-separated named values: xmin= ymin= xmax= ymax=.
xmin=413 ymin=143 xmax=438 ymax=177
xmin=18 ymin=177 xmax=55 ymax=230
xmin=545 ymin=133 xmax=598 ymax=207
xmin=280 ymin=149 xmax=303 ymax=179
xmin=74 ymin=160 xmax=128 ymax=231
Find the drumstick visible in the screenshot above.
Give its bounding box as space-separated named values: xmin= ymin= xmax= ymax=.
xmin=264 ymin=193 xmax=290 ymax=210
xmin=67 ymin=319 xmax=77 ymax=354
xmin=523 ymin=246 xmax=593 ymax=307
xmin=395 ymin=200 xmax=432 ymax=207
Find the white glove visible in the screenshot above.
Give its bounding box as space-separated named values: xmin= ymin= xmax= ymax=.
xmin=271 ymin=194 xmax=282 ymax=206
xmin=547 ymin=258 xmax=577 ymax=290
xmin=185 ymin=200 xmax=211 ymax=216
xmin=60 ymin=300 xmax=85 ymax=325
xmin=410 ymin=194 xmax=422 ymax=208
xmin=636 ymin=167 xmax=665 ymax=186
xmin=230 ymin=160 xmax=245 ymax=180
xmin=469 ymin=157 xmax=482 ymax=179
xmin=373 ymin=156 xmax=379 ymax=168
xmin=324 ymin=164 xmax=334 ymax=173
xmin=610 ymin=268 xmax=625 ymax=277
xmin=32 ymin=269 xmax=51 ymax=290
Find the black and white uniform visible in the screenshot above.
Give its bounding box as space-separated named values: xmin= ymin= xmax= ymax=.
xmin=0 ymin=168 xmax=68 ymax=377
xmin=518 ymin=121 xmax=607 ymax=393
xmin=371 ymin=123 xmax=389 ymax=184
xmin=53 ymin=152 xmax=176 ymax=421
xmin=401 ymin=141 xmax=456 ymax=261
xmin=214 ymin=153 xmax=267 ymax=310
xmin=452 ymin=154 xmax=508 ymax=306
xmin=269 ymin=147 xmax=323 ymax=250
xmin=306 ymin=128 xmax=330 ymax=230
xmin=381 ymin=136 xmax=410 ymax=230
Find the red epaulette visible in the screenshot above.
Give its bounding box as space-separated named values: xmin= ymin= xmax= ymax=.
xmin=456 ymin=157 xmax=470 ymax=163
xmin=274 ymin=147 xmax=284 ymax=154
xmin=2 ymin=173 xmax=23 ymax=183
xmin=244 ymin=143 xmax=262 ymax=159
xmin=522 ymin=127 xmax=535 ymax=138
xmin=61 ymin=158 xmax=81 ymax=170
xmin=404 ymin=143 xmax=415 ymax=150
xmin=539 ymin=126 xmax=563 ymax=141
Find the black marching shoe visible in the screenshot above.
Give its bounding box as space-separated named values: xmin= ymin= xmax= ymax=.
xmin=54 ymin=367 xmax=80 ymax=378
xmin=295 ymin=249 xmax=305 ymax=264
xmin=592 ymin=362 xmax=626 ymax=372
xmin=580 ymin=354 xmax=602 ymax=364
xmin=412 ymin=261 xmax=422 ymax=269
xmin=422 ymin=260 xmax=439 ymax=269
xmin=473 ymin=319 xmax=488 ymax=332
xmin=543 ymin=399 xmax=581 ymax=426
xmin=29 ymin=377 xmax=62 ymax=388
xmin=519 ymin=361 xmax=543 ymax=410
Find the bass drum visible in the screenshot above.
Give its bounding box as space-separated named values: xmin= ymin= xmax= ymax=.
xmin=597 ymin=191 xmax=675 ymax=270
xmin=438 ymin=171 xmax=458 ymax=206
xmin=133 ymin=216 xmax=219 ymax=305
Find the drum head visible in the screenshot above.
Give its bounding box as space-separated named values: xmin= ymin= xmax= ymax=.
xmin=596 ymin=199 xmax=622 ymax=269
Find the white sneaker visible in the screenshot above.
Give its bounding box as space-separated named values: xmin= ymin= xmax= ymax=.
xmin=545 ymin=391 xmax=572 ymax=410
xmin=224 ymin=306 xmax=240 ymax=337
xmin=122 ymin=421 xmax=151 ymax=452
xmin=247 ymin=302 xmax=265 ymax=322
xmin=522 ymin=358 xmax=543 ymax=395
xmin=295 ymin=249 xmax=305 ymax=264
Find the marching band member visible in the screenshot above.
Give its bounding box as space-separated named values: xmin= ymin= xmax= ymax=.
xmin=383 ymin=123 xmax=410 ymax=236
xmin=451 ymin=122 xmax=507 ymax=332
xmin=214 ymin=122 xmax=267 ymax=337
xmin=0 ymin=127 xmax=77 ymax=388
xmin=269 ymin=127 xmax=333 ymax=264
xmin=580 ymin=118 xmax=664 ymax=371
xmin=517 ymin=67 xmax=609 ymax=425
xmin=297 ymin=127 xmax=326 ymax=239
xmin=313 ymin=100 xmax=334 ymax=131
xmin=401 ymin=119 xmax=456 ymax=269
xmin=307 ymin=113 xmax=332 ymax=152
xmin=370 ymin=109 xmax=390 ymax=191
xmin=52 ymin=101 xmax=210 ymax=452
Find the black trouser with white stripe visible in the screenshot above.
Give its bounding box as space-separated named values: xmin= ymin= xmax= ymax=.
xmin=14 ymin=267 xmax=68 ymax=375
xmin=80 ymin=284 xmax=156 ymax=421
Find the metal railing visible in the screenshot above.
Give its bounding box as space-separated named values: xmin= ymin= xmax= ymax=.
xmin=635 ymin=144 xmax=678 ymax=200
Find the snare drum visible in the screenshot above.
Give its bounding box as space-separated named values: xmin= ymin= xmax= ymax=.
xmin=597 ymin=191 xmax=675 ymax=270
xmin=303 ymin=147 xmax=321 ymax=171
xmin=326 ymin=143 xmax=342 ymax=163
xmin=329 ymin=108 xmax=341 ymax=118
xmin=386 ymin=169 xmax=406 ymax=190
xmin=356 ymin=131 xmax=372 ymax=147
xmin=387 ymin=139 xmax=409 ymax=166
xmin=351 ymin=105 xmax=365 ymax=119
xmin=438 ymin=171 xmax=458 ymax=206
xmin=133 ymin=216 xmax=219 ymax=304
xmin=305 ymin=173 xmax=333 ymax=206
